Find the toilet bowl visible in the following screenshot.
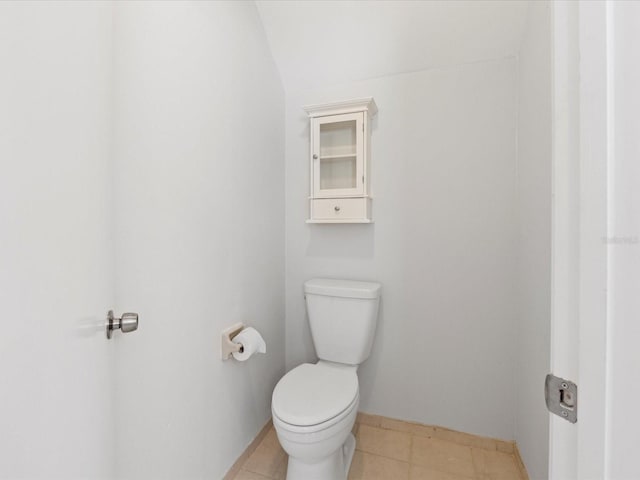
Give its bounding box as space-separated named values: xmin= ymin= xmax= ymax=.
xmin=272 ymin=362 xmax=359 ymax=480
xmin=271 ymin=278 xmax=381 ymax=480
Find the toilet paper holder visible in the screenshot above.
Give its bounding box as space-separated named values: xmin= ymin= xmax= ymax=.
xmin=221 ymin=323 xmax=245 ymax=360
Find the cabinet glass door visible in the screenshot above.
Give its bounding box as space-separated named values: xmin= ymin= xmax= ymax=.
xmin=312 ymin=112 xmax=364 ymax=197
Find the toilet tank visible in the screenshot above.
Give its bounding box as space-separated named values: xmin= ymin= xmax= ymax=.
xmin=304 ymin=278 xmax=381 ymax=366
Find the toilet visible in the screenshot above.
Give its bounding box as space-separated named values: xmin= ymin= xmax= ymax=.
xmin=272 ymin=278 xmax=381 ymax=480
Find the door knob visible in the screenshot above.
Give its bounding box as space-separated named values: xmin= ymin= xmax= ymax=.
xmin=106 ymin=310 xmax=139 ymax=339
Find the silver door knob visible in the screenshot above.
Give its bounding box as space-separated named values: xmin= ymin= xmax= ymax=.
xmin=334 ymin=205 xmax=341 ymax=212
xmin=313 ymin=154 xmax=318 ymax=159
xmin=120 ymin=312 xmax=139 ymax=333
xmin=106 ymin=310 xmax=139 ymax=339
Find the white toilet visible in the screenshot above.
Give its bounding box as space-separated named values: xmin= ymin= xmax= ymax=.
xmin=272 ymin=278 xmax=381 ymax=480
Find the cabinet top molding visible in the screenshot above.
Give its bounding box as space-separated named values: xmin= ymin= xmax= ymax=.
xmin=303 ymin=97 xmax=378 ymax=118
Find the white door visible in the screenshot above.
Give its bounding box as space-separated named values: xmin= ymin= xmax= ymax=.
xmin=0 ymin=3 xmax=115 ymax=478
xmin=550 ymin=2 xmax=640 ymax=479
xmin=312 ymin=112 xmax=365 ymax=198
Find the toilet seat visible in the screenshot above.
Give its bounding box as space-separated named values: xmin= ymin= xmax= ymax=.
xmin=272 ymin=362 xmax=358 ymax=429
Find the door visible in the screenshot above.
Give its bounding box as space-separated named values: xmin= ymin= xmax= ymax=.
xmin=0 ymin=3 xmax=115 ymax=478
xmin=311 ymin=112 xmax=365 ymax=198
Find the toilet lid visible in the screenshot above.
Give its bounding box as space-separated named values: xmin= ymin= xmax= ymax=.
xmin=272 ymin=363 xmax=358 ymax=427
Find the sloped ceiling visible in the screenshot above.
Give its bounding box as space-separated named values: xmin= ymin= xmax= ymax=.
xmin=256 ymin=0 xmax=529 ymax=92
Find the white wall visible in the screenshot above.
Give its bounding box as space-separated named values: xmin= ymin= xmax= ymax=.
xmin=515 ymin=2 xmax=551 ymax=479
xmin=607 ymin=2 xmax=640 ymax=478
xmin=285 ymin=59 xmax=518 ymax=440
xmin=256 ymin=0 xmax=528 ymax=92
xmin=112 ymin=2 xmax=285 ymax=479
xmin=0 ymin=2 xmax=115 ymax=478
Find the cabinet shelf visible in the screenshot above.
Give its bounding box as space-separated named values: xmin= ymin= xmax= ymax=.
xmin=306 ymin=219 xmax=374 ymax=224
xmin=319 ymin=153 xmax=357 ymax=160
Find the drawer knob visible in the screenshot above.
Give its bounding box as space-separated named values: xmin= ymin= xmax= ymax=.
xmin=334 ymin=205 xmax=341 ymax=212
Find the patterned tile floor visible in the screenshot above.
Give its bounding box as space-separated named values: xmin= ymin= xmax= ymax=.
xmin=231 ymin=414 xmax=528 ymax=480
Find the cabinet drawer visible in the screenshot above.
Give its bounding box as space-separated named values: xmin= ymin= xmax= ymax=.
xmin=311 ymin=198 xmax=369 ymax=221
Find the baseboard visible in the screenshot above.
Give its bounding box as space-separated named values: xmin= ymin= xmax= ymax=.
xmin=223 ymin=418 xmax=273 ymax=480
xmin=513 ymin=442 xmax=531 ymax=480
xmin=357 ymin=412 xmax=516 ymax=453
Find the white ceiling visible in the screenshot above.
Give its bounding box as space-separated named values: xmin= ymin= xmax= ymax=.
xmin=256 ymin=0 xmax=530 ymax=92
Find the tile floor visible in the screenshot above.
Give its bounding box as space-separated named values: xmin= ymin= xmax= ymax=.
xmin=231 ymin=414 xmax=528 ymax=480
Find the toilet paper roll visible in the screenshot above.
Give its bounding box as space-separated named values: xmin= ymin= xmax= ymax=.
xmin=231 ymin=327 xmax=266 ymax=362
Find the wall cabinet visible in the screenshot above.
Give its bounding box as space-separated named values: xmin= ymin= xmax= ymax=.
xmin=303 ymin=98 xmax=377 ymax=223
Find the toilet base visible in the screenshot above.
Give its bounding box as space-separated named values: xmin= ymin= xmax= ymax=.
xmin=286 ymin=432 xmax=356 ymax=480
xmin=342 ymin=433 xmax=356 ymax=477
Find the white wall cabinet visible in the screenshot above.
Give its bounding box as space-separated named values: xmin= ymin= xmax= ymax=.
xmin=304 ymin=98 xmax=377 ymax=223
